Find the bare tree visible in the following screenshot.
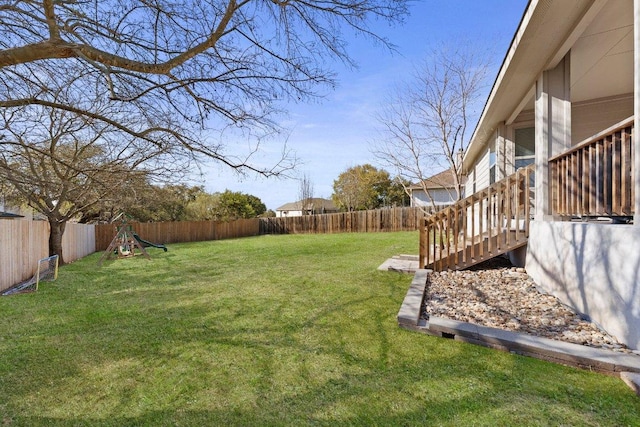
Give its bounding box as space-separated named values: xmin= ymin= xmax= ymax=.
xmin=0 ymin=0 xmax=409 ymax=177
xmin=372 ymin=43 xmax=490 ymax=211
xmin=0 ymin=72 xmax=186 ymax=263
xmin=298 ymin=173 xmax=314 ymax=215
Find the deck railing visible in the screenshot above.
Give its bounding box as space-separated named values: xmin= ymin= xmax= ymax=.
xmin=550 ymin=117 xmax=634 ymax=218
xmin=419 ymin=164 xmax=535 ymax=271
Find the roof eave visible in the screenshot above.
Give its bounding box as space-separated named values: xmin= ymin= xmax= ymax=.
xmin=463 ymin=0 xmax=603 ymax=170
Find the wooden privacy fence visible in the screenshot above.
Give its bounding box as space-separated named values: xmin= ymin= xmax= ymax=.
xmin=94 ymin=218 xmax=261 ymax=251
xmin=550 ymin=116 xmax=634 ymax=217
xmin=4 ymin=207 xmax=423 ymax=291
xmin=96 ymin=209 xmax=423 ymax=250
xmin=62 ymin=222 xmax=96 ymax=263
xmin=0 ymin=221 xmax=95 ymax=293
xmin=259 ymin=207 xmax=423 ymax=235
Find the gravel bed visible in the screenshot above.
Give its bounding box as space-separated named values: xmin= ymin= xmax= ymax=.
xmin=421 ymin=257 xmax=638 ymax=355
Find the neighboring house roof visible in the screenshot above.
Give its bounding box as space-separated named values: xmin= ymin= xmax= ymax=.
xmin=464 ymin=0 xmax=632 ymax=169
xmin=0 ymin=211 xmax=24 ymax=219
xmin=409 ymin=169 xmax=466 ymax=190
xmin=276 ymin=201 xmax=300 ymax=211
xmin=276 ymin=198 xmax=337 ymax=212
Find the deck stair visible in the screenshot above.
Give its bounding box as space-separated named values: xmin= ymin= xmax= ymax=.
xmin=419 ymin=164 xmax=535 ymax=271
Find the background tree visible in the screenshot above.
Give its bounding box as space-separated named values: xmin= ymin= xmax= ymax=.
xmin=215 ymin=190 xmax=266 ymax=221
xmin=387 ymin=176 xmax=412 ymax=207
xmin=298 ymin=173 xmax=315 ymax=215
xmin=0 ymin=178 xmax=20 ymax=211
xmin=332 ymin=164 xmax=394 ymax=211
xmin=77 ymin=173 xmax=157 ymax=224
xmin=83 ymin=184 xmax=267 ymax=222
xmin=372 ymin=42 xmax=490 ymax=209
xmin=1 ymin=0 xmax=409 ymax=177
xmin=185 ymin=192 xmax=222 ymax=222
xmin=132 ymin=185 xmax=206 ymax=222
xmin=262 ymin=209 xmax=276 ymax=218
xmin=0 ymin=83 xmax=182 ymax=263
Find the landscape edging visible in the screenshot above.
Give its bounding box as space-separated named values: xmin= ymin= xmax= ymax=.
xmin=396 ymin=268 xmax=640 ymax=395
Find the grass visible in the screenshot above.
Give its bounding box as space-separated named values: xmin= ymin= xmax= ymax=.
xmin=1 ymin=231 xmax=639 ymax=426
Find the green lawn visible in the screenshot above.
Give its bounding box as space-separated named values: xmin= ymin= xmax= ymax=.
xmin=1 ymin=232 xmax=638 ymax=426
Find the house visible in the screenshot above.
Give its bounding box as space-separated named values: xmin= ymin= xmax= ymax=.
xmin=0 ymin=198 xmax=29 ymax=219
xmin=420 ymin=0 xmax=640 ymax=351
xmin=0 ymin=211 xmax=24 ymax=219
xmin=275 ymin=198 xmax=339 ymax=217
xmin=409 ymin=168 xmax=464 ymax=211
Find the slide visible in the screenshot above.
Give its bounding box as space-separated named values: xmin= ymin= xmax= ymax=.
xmin=133 ymin=232 xmax=168 ymax=252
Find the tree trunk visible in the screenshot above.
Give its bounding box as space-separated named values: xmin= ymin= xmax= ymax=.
xmin=48 ymin=218 xmax=66 ymax=265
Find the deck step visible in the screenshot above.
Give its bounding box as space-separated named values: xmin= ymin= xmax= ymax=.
xmin=426 ymin=231 xmax=528 ymax=271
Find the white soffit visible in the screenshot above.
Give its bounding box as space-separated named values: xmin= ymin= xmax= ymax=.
xmin=464 ymin=0 xmax=605 ymax=168
xmin=570 ymin=0 xmax=634 ymax=103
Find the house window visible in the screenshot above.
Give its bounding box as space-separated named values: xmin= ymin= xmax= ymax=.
xmin=515 ymin=127 xmax=535 ymax=169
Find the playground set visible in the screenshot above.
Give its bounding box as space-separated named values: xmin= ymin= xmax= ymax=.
xmin=2 ymin=215 xmax=167 ymax=295
xmin=98 ymin=214 xmax=167 ymax=265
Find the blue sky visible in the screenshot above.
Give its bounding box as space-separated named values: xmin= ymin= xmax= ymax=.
xmin=201 ymin=0 xmax=529 ymax=211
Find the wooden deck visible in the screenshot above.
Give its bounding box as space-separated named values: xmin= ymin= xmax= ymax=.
xmin=419 ymin=164 xmax=535 ymax=271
